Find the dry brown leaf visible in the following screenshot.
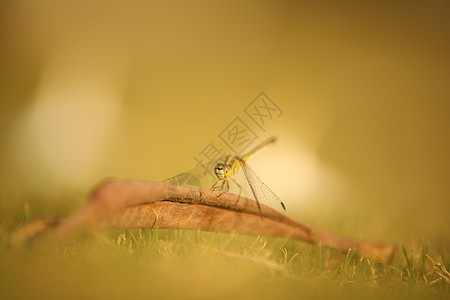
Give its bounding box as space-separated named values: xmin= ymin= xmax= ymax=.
xmin=11 ymin=179 xmax=396 ymax=262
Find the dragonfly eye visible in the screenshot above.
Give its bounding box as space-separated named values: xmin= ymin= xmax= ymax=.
xmin=214 ymin=163 xmax=227 ymax=179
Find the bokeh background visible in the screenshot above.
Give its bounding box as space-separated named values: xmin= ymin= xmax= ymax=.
xmin=0 ymin=1 xmax=449 ymax=245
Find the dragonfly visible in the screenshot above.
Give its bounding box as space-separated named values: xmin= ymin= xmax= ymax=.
xmin=166 ymin=136 xmax=286 ymax=216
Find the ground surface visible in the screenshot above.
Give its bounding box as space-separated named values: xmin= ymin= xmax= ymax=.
xmin=0 ymin=194 xmax=448 ymax=300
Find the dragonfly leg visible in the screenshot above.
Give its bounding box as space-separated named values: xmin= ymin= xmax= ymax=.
xmin=211 ymin=179 xmax=229 ymax=198
xmin=217 ymin=180 xmax=230 ymax=198
xmin=211 ymin=179 xmax=224 ymax=190
xmin=230 ymin=177 xmax=242 ymax=209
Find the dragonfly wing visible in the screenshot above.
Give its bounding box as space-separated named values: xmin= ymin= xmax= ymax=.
xmin=238 ymin=160 xmax=287 ymax=215
xmin=165 ymin=171 xmax=203 ymax=188
xmin=164 ymin=155 xmax=228 ymax=189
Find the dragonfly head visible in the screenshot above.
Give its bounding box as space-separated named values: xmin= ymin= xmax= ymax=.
xmin=214 ymin=163 xmax=231 ymax=180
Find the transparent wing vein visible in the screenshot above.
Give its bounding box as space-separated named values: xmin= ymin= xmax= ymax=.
xmin=239 ymin=160 xmax=286 ymax=215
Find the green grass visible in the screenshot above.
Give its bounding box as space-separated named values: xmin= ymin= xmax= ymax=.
xmin=0 ymin=196 xmax=449 ymax=299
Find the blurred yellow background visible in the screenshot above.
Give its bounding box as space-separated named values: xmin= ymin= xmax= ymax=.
xmin=0 ymin=1 xmax=449 ymax=241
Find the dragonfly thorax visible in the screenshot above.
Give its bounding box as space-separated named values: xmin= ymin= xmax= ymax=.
xmin=214 ymin=163 xmax=231 ymax=180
